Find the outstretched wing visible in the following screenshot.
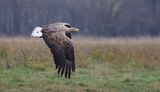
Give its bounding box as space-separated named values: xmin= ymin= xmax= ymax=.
xmin=50 ymin=43 xmax=75 ymax=79
xmin=43 ymin=34 xmax=75 ymax=79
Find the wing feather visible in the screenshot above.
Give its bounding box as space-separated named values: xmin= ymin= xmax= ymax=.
xmin=43 ymin=34 xmax=75 ymax=78
xmin=65 ymin=63 xmax=69 ymax=78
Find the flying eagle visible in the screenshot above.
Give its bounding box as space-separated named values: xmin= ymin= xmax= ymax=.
xmin=31 ymin=22 xmax=79 ymax=78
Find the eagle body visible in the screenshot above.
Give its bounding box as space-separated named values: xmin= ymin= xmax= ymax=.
xmin=31 ymin=22 xmax=79 ymax=78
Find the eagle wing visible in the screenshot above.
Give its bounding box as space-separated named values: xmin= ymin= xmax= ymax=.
xmin=43 ymin=33 xmax=75 ymax=79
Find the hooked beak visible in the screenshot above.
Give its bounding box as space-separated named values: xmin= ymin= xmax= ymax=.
xmin=71 ymin=28 xmax=80 ymax=32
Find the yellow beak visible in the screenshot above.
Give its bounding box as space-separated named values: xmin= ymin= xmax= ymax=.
xmin=72 ymin=28 xmax=80 ymax=32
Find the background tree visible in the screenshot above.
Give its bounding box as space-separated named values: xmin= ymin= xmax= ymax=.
xmin=0 ymin=0 xmax=159 ymax=37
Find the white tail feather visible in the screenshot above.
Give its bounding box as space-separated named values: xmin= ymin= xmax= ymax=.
xmin=31 ymin=27 xmax=43 ymax=37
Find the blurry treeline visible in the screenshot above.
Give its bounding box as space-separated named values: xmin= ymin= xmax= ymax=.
xmin=0 ymin=0 xmax=159 ymax=37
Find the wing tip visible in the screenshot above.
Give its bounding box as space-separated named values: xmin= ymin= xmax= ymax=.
xmin=56 ymin=61 xmax=75 ymax=79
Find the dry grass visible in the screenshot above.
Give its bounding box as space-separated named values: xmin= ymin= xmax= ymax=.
xmin=75 ymin=36 xmax=160 ymax=69
xmin=1 ymin=36 xmax=160 ymax=69
xmin=0 ymin=36 xmax=160 ymax=92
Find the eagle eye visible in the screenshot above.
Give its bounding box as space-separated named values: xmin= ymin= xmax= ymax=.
xmin=64 ymin=24 xmax=71 ymax=28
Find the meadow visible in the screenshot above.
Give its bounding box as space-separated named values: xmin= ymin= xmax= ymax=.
xmin=0 ymin=37 xmax=160 ymax=92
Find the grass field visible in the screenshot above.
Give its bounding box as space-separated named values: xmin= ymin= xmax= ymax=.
xmin=0 ymin=37 xmax=160 ymax=92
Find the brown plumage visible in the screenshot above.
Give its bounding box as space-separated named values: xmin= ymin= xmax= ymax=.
xmin=31 ymin=22 xmax=79 ymax=78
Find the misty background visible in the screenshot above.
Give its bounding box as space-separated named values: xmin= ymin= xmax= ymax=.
xmin=0 ymin=0 xmax=159 ymax=37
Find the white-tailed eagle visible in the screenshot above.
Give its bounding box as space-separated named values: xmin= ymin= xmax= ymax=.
xmin=31 ymin=22 xmax=79 ymax=78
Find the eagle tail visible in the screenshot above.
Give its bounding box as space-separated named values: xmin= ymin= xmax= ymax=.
xmin=31 ymin=27 xmax=43 ymax=37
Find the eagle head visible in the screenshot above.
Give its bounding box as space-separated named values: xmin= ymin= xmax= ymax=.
xmin=63 ymin=23 xmax=79 ymax=32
